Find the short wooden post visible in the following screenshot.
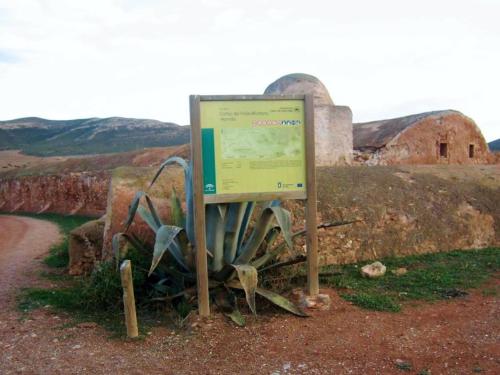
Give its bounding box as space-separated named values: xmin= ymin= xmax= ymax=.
xmin=120 ymin=260 xmax=139 ymax=338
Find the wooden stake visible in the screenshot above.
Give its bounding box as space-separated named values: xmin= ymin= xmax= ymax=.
xmin=120 ymin=260 xmax=139 ymax=338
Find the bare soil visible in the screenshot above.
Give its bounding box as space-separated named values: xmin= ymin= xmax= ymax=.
xmin=0 ymin=150 xmax=69 ymax=172
xmin=0 ymin=216 xmax=498 ymax=374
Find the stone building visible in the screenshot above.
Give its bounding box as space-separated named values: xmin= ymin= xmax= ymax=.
xmin=353 ymin=110 xmax=492 ymax=165
xmin=264 ymin=73 xmax=353 ymax=166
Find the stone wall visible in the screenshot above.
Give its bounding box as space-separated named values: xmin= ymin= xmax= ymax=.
xmin=100 ymin=164 xmax=500 ymax=265
xmin=315 ymin=105 xmax=353 ymax=166
xmin=0 ymin=172 xmax=109 ymax=217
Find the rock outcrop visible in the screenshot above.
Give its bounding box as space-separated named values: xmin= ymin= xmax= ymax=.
xmin=264 ymin=73 xmax=353 ymax=166
xmin=68 ymin=216 xmax=106 ymax=275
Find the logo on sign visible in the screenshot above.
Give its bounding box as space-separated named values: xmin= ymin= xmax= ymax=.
xmin=205 ymin=183 xmax=215 ymax=192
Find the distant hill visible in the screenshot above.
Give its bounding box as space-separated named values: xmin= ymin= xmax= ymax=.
xmin=0 ymin=117 xmax=190 ymax=156
xmin=488 ymin=138 xmax=500 ymax=151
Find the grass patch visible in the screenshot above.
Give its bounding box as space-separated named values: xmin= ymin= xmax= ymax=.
xmin=341 ymin=293 xmax=401 ymax=312
xmin=320 ymin=248 xmax=499 ymax=311
xmin=18 ymin=286 xmax=129 ymax=335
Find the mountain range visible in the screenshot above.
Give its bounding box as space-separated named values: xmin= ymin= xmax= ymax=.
xmin=488 ymin=138 xmax=500 ymax=152
xmin=0 ymin=117 xmax=190 ymax=156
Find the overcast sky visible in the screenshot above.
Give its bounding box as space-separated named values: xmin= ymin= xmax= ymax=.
xmin=0 ymin=0 xmax=498 ymax=141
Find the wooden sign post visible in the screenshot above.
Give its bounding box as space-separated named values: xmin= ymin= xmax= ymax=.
xmin=190 ymin=94 xmax=318 ymax=316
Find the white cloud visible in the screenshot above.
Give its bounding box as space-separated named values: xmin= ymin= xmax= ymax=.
xmin=0 ymin=0 xmax=499 ymax=141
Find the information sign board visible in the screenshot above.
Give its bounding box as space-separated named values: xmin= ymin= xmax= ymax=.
xmin=199 ymin=99 xmax=306 ymax=201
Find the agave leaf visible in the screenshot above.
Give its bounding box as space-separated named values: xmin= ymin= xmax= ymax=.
xmin=149 ymin=156 xmax=189 ymax=189
xmin=145 ymin=195 xmax=162 ymax=226
xmin=256 ymin=287 xmax=308 ymax=317
xmin=170 ymin=187 xmax=185 ymax=227
xmin=235 ymin=206 xmax=292 ymax=265
xmin=214 ymin=289 xmax=246 ymax=326
xmin=130 ymin=233 xmax=151 ymax=254
xmin=149 ymin=225 xmax=184 ymax=276
xmin=225 ymin=309 xmax=246 ymax=327
xmin=267 ymin=206 xmax=293 ymax=250
xmin=224 ymin=202 xmax=249 ymax=264
xmin=149 ymin=156 xmax=195 ymax=244
xmin=252 ymin=242 xmax=287 ymax=269
xmin=226 ymin=279 xmax=307 ymax=317
xmin=124 ymin=191 xmax=146 ymax=231
xmin=137 ymin=205 xmax=161 ymax=233
xmin=250 ymin=227 xmax=283 ymax=269
xmin=169 ymin=237 xmax=191 ymax=272
xmin=232 ymin=264 xmax=257 ymax=315
xmin=236 ymin=202 xmax=255 ymax=255
xmin=206 ymin=204 xmax=227 ymax=272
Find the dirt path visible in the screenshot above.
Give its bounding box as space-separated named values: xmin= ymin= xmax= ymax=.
xmin=0 ymin=215 xmax=61 ymax=306
xmin=0 ymin=215 xmax=498 ymax=374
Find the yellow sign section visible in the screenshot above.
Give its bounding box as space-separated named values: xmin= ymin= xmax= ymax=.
xmin=200 ymin=99 xmax=306 ymax=199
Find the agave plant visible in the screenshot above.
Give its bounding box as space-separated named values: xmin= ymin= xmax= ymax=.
xmin=113 ymin=156 xmax=351 ymax=325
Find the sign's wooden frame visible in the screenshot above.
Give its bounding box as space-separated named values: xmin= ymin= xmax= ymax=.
xmin=190 ymin=94 xmax=318 ymax=317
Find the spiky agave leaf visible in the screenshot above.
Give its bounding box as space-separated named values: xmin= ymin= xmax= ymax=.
xmin=149 ymin=225 xmax=184 ymax=276
xmin=232 ymin=264 xmax=258 ymax=315
xmin=226 ymin=308 xmax=246 ymax=326
xmin=170 ymin=187 xmax=185 ymax=228
xmin=149 ymin=156 xmax=195 ymax=244
xmin=124 ymin=191 xmax=161 ymax=232
xmin=255 ymin=287 xmax=308 ymax=317
xmin=236 ymin=202 xmax=255 ymax=252
xmin=224 ymin=202 xmax=249 ymax=264
xmin=226 ymin=279 xmax=307 ymax=317
xmin=206 ymin=204 xmax=227 ymax=272
xmin=137 ymin=205 xmax=161 ymax=233
xmin=235 ymin=205 xmax=293 ymax=265
xmin=214 ymin=289 xmax=246 ymax=326
xmin=149 ymin=156 xmax=189 ymax=189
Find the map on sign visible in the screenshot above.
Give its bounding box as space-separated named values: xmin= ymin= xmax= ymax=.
xmin=221 ymin=127 xmax=302 ymax=160
xmin=199 ymin=99 xmax=307 ymax=198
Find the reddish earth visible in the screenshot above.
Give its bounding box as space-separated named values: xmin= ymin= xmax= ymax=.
xmin=0 ymin=215 xmax=498 ymax=374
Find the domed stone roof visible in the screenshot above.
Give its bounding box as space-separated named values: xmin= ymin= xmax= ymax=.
xmin=264 ymin=73 xmax=334 ymax=106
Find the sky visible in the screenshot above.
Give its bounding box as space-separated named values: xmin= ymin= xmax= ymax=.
xmin=0 ymin=0 xmax=499 ymax=141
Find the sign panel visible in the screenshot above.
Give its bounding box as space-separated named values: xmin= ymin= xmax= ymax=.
xmin=199 ymin=99 xmax=306 ymax=200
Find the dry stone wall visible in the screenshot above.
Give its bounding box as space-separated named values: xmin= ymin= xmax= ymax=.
xmin=100 ymin=165 xmax=500 ymax=264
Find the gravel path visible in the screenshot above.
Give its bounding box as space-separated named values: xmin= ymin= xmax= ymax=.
xmin=0 ymin=215 xmax=61 ymax=306
xmin=0 ymin=215 xmax=498 ymax=374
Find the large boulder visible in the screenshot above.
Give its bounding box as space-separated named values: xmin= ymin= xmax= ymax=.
xmin=264 ymin=73 xmax=353 ymax=166
xmin=68 ymin=216 xmax=106 ymax=275
xmin=101 ymin=165 xmax=185 ymax=260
